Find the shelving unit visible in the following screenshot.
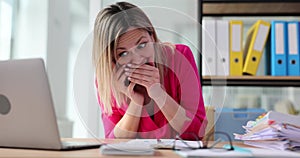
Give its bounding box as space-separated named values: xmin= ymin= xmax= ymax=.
xmin=203 ymin=76 xmax=300 ymax=87
xmin=199 ymin=1 xmax=300 ymax=139
xmin=199 ymin=0 xmax=300 ymax=87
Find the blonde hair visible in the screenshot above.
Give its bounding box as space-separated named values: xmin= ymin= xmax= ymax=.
xmin=93 ymin=2 xmax=170 ymax=115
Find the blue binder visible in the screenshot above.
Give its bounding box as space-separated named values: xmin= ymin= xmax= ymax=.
xmin=287 ymin=21 xmax=300 ymax=76
xmin=271 ymin=21 xmax=287 ymax=76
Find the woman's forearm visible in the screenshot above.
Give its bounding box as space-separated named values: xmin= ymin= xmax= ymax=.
xmin=113 ymin=101 xmax=143 ymax=138
xmin=160 ymin=94 xmax=191 ymax=133
xmin=149 ymin=84 xmax=191 ymax=133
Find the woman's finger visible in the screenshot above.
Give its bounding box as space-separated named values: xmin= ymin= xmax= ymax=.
xmin=125 ymin=68 xmax=154 ymax=77
xmin=127 ymin=63 xmax=155 ymax=70
xmin=128 ymin=77 xmax=148 ymax=88
xmin=126 ymin=72 xmax=156 ymax=82
xmin=125 ymin=66 xmax=159 ymax=79
xmin=127 ymin=81 xmax=136 ymax=94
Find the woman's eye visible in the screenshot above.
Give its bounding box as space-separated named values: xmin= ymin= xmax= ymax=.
xmin=137 ymin=42 xmax=147 ymax=49
xmin=118 ymin=51 xmax=128 ymax=57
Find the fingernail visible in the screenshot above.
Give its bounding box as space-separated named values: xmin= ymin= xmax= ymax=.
xmin=124 ymin=68 xmax=129 ymax=71
xmin=128 ymin=77 xmax=131 ymax=80
xmin=125 ymin=72 xmax=130 ymax=75
xmin=127 ymin=64 xmax=132 ymax=67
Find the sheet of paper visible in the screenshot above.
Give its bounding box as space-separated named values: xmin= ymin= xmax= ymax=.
xmin=99 ymin=140 xmax=154 ymax=156
xmin=176 ymin=148 xmax=252 ymax=157
xmin=175 ymin=147 xmax=300 ymax=158
xmin=121 ymin=139 xmax=202 ymax=150
xmin=244 ymin=140 xmax=289 ymax=150
xmin=249 ymin=148 xmax=300 ymax=157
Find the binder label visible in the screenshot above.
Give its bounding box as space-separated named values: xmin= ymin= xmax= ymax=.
xmin=232 ymin=24 xmax=241 ymax=52
xmin=254 ymin=25 xmax=270 ymax=52
xmin=288 ymin=23 xmax=298 ymax=55
xmin=275 ymin=23 xmax=284 ymax=55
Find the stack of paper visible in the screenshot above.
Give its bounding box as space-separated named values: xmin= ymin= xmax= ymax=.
xmin=100 ymin=139 xmax=202 ymax=155
xmin=234 ymin=111 xmax=300 ymax=150
xmin=100 ymin=140 xmax=155 ymax=156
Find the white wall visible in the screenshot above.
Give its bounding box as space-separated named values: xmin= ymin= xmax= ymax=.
xmin=69 ymin=0 xmax=103 ymax=138
xmin=0 ymin=0 xmax=13 ymax=60
xmin=47 ymin=0 xmax=73 ymax=137
xmin=12 ymin=0 xmax=47 ymax=59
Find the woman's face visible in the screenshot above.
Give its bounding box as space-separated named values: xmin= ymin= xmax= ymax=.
xmin=115 ymin=29 xmax=155 ymax=66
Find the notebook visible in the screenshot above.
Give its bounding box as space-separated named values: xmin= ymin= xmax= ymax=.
xmin=0 ymin=58 xmax=102 ymax=150
xmin=100 ymin=139 xmax=203 ymax=156
xmin=100 ymin=141 xmax=155 ymax=156
xmin=176 ymin=147 xmax=300 ymax=158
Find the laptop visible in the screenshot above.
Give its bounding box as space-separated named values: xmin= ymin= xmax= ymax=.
xmin=0 ymin=58 xmax=102 ymax=150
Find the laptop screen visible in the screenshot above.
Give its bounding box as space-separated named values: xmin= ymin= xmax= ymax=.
xmin=0 ymin=58 xmax=62 ymax=150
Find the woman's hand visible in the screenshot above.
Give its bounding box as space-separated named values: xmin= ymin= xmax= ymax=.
xmin=124 ymin=63 xmax=162 ymax=97
xmin=113 ymin=64 xmax=144 ymax=105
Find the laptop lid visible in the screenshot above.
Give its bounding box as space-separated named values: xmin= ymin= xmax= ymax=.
xmin=0 ymin=58 xmax=63 ymax=150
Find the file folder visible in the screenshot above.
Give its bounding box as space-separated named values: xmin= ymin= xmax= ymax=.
xmin=271 ymin=21 xmax=287 ymax=76
xmin=229 ymin=20 xmax=243 ymax=76
xmin=216 ymin=20 xmax=230 ymax=76
xmin=243 ymin=20 xmax=271 ymax=76
xmin=287 ymin=21 xmax=300 ymax=76
xmin=202 ymin=19 xmax=217 ymax=76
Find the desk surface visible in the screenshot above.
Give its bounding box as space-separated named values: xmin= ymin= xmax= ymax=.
xmin=0 ymin=138 xmax=250 ymax=158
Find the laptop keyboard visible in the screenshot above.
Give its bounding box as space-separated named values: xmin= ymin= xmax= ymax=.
xmin=61 ymin=141 xmax=102 ymax=150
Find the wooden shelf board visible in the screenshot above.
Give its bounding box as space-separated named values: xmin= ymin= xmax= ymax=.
xmin=203 ymin=3 xmax=300 ymax=15
xmin=202 ymin=76 xmax=300 ymax=87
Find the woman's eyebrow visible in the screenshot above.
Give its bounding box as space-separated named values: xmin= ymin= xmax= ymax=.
xmin=116 ymin=47 xmax=126 ymax=50
xmin=116 ymin=36 xmax=147 ymax=50
xmin=135 ymin=36 xmax=146 ymax=45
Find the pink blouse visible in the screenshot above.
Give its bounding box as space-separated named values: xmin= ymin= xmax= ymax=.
xmin=97 ymin=44 xmax=207 ymax=140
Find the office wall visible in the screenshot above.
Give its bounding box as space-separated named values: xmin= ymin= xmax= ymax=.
xmin=12 ymin=0 xmax=47 ymax=59
xmin=68 ymin=0 xmax=101 ymax=138
xmin=0 ymin=0 xmax=14 ymax=60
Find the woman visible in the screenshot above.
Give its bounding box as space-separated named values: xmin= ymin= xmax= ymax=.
xmin=93 ymin=1 xmax=207 ymax=140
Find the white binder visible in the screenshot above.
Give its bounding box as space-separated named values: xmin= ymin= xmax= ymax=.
xmin=216 ymin=20 xmax=230 ymax=76
xmin=202 ymin=19 xmax=217 ymax=76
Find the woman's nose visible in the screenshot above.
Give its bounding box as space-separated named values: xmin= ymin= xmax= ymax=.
xmin=130 ymin=50 xmax=145 ymax=65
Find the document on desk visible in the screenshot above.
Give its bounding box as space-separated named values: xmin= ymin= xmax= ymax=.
xmin=176 ymin=148 xmax=252 ymax=157
xmin=100 ymin=140 xmax=155 ymax=156
xmin=176 ymin=147 xmax=300 ymax=158
xmin=100 ymin=139 xmax=202 ymax=156
xmin=119 ymin=139 xmax=202 ymax=149
xmin=250 ymin=148 xmax=300 ymax=157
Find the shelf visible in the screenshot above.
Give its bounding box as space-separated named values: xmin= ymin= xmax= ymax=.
xmin=202 ymin=2 xmax=300 ymax=16
xmin=202 ymin=76 xmax=300 ymax=87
